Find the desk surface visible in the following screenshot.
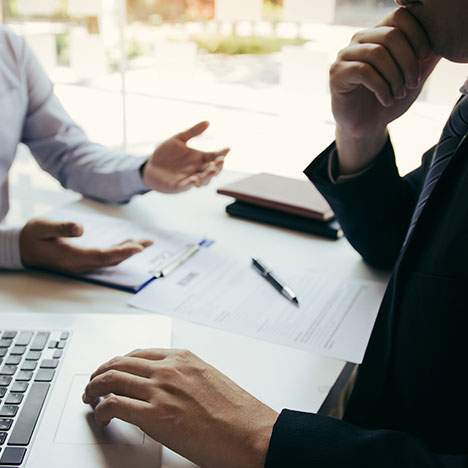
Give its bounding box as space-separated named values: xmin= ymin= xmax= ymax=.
xmin=0 ymin=170 xmax=388 ymax=467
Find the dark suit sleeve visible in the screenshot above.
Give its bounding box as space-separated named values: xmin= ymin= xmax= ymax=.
xmin=265 ymin=410 xmax=467 ymax=468
xmin=305 ymin=138 xmax=434 ymax=269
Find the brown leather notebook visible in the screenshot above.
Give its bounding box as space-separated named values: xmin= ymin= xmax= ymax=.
xmin=217 ymin=173 xmax=334 ymax=222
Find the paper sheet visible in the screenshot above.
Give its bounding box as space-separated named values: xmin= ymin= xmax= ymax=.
xmin=48 ymin=210 xmax=202 ymax=290
xmin=129 ymin=248 xmax=387 ymax=363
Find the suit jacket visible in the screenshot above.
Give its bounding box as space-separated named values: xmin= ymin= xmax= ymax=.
xmin=265 ymin=115 xmax=468 ymax=466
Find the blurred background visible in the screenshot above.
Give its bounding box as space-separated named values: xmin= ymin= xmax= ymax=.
xmin=2 ymin=0 xmax=467 ymax=208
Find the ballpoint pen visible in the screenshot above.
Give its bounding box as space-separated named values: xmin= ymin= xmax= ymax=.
xmin=252 ymin=258 xmax=300 ymax=307
xmin=153 ymin=244 xmax=201 ymax=278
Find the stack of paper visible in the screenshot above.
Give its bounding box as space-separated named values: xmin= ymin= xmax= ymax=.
xmin=129 ymin=248 xmax=387 ymax=363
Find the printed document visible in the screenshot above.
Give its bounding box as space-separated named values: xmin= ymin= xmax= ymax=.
xmin=129 ymin=248 xmax=386 ymax=363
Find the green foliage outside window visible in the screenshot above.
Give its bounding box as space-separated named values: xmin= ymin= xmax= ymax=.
xmin=194 ymin=33 xmax=306 ymax=55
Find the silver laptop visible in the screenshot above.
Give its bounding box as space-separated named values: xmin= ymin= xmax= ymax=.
xmin=0 ymin=312 xmax=172 ymax=468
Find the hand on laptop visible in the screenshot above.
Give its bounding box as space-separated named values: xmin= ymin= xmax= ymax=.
xmin=20 ymin=218 xmax=152 ymax=274
xmin=331 ymin=7 xmax=440 ymax=174
xmin=83 ymin=348 xmax=278 ymax=468
xmin=142 ymin=121 xmax=230 ymax=193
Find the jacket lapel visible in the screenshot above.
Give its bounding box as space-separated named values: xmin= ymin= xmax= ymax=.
xmin=397 ymin=132 xmax=468 ymax=264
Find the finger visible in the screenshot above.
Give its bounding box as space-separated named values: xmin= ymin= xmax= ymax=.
xmin=64 ymin=243 xmax=145 ymax=272
xmin=351 ymin=28 xmax=420 ymax=90
xmin=91 ymin=356 xmax=154 ymax=382
xmin=175 ymin=121 xmax=210 ymax=143
xmin=333 ymin=60 xmax=393 ymax=107
xmin=92 ymin=394 xmax=151 ymax=427
xmin=339 ymin=43 xmax=405 ymax=98
xmin=117 ymin=239 xmax=154 ymax=249
xmin=32 ymin=219 xmax=83 ymax=240
xmin=84 ymin=369 xmax=151 ymax=404
xmin=175 ymin=176 xmax=199 ymax=192
xmin=200 ymin=148 xmax=230 ymax=164
xmin=380 ymin=7 xmax=431 ymax=59
xmin=126 ymin=348 xmax=175 ymax=361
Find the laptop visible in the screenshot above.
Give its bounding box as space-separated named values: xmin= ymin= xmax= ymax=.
xmin=0 ymin=312 xmax=172 ymax=468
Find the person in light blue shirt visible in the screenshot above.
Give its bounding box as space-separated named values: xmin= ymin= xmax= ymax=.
xmin=0 ymin=26 xmax=229 ymax=273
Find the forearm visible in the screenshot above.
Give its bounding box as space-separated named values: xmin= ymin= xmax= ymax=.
xmin=306 ymin=138 xmax=417 ymax=269
xmin=266 ymin=410 xmax=466 ymax=468
xmin=23 ymin=95 xmax=149 ymax=204
xmin=0 ymin=226 xmax=23 ymax=270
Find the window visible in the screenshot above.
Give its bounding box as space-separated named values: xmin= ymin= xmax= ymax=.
xmin=2 ymin=0 xmax=465 ymax=199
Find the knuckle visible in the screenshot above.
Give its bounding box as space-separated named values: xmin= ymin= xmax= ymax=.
xmin=175 ymin=349 xmax=192 ymax=361
xmin=103 ymin=394 xmax=120 ymax=409
xmin=351 ymin=30 xmax=364 ymax=43
xmin=385 ymin=27 xmax=402 ymax=43
xmin=329 ymin=61 xmax=341 ymax=81
xmin=392 ymin=7 xmax=406 ymax=23
xmin=357 ymin=62 xmax=371 ymax=77
xmin=366 ymin=43 xmax=385 ymax=61
xmin=102 ymin=369 xmax=118 ymax=385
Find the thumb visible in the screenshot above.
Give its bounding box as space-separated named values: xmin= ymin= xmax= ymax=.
xmin=175 ymin=121 xmax=210 ymax=143
xmin=32 ymin=219 xmax=84 ymax=239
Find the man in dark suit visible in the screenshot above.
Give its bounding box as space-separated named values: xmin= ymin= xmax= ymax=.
xmin=81 ymin=1 xmax=468 ymax=466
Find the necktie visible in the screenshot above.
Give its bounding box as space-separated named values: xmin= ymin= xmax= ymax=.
xmin=403 ymin=95 xmax=468 ymax=247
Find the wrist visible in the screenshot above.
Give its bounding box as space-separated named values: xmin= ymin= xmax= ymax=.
xmin=335 ymin=126 xmax=389 ymax=176
xmin=0 ymin=226 xmax=24 ymax=270
xmin=244 ymin=407 xmax=279 ymax=468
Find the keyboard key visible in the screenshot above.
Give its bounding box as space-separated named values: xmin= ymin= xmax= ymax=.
xmin=57 ymin=341 xmax=66 ymax=350
xmin=0 ymin=368 xmax=16 ymax=377
xmin=0 ymin=342 xmax=11 ymax=350
xmin=40 ymin=360 xmax=58 ymax=370
xmin=0 ymin=378 xmax=11 ymax=388
xmin=0 ymin=390 xmax=6 ymax=399
xmin=10 ymin=383 xmax=28 ymax=394
xmin=5 ymin=357 xmax=20 ymax=367
xmin=47 ymin=341 xmax=58 ymax=349
xmin=0 ymin=433 xmax=5 ymax=445
xmin=34 ymin=369 xmax=55 ymax=383
xmin=15 ymin=372 xmax=32 ymax=382
xmin=0 ymin=420 xmax=12 ymax=431
xmin=1 ymin=333 xmax=16 ymax=340
xmin=0 ymin=351 xmax=5 ymax=359
xmin=4 ymin=394 xmax=22 ymax=406
xmin=25 ymin=351 xmax=41 ymax=362
xmin=0 ymin=407 xmax=17 ymax=418
xmin=60 ymin=332 xmax=70 ymax=340
xmin=8 ymin=383 xmax=50 ymax=446
xmin=9 ymin=347 xmax=25 ymax=356
xmin=30 ymin=332 xmax=50 ymax=351
xmin=0 ymin=446 xmax=26 ymax=465
xmin=20 ymin=362 xmax=36 ymax=372
xmin=15 ymin=332 xmax=32 ymax=347
xmin=52 ymin=350 xmax=62 ymax=359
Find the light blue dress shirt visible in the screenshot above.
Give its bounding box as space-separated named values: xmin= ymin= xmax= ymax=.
xmin=0 ymin=26 xmax=149 ymax=269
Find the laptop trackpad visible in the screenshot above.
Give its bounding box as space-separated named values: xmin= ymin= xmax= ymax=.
xmin=55 ymin=374 xmax=145 ymax=446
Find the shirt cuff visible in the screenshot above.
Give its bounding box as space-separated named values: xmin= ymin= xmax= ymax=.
xmin=0 ymin=226 xmax=24 ymax=270
xmin=122 ymin=155 xmax=150 ymax=196
xmin=328 ymin=149 xmax=377 ymax=184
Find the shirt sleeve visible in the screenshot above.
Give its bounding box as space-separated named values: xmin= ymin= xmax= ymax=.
xmin=266 ymin=410 xmax=468 ymax=468
xmin=0 ymin=226 xmax=23 ymax=270
xmin=18 ymin=34 xmax=149 ymax=204
xmin=328 ymin=148 xmax=377 ymax=183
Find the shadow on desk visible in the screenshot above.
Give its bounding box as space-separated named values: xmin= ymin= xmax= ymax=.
xmin=318 ymin=363 xmax=356 ymax=416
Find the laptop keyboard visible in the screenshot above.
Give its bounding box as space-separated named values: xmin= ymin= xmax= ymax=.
xmin=0 ymin=330 xmax=69 ymax=467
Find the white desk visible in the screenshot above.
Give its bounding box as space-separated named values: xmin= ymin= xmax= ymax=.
xmin=0 ymin=170 xmax=388 ymax=467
